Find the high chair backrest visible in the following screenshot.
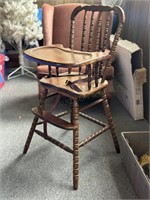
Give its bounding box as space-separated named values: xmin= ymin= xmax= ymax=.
xmin=69 ymin=4 xmax=125 ymax=80
xmin=70 ymin=5 xmax=125 ymax=54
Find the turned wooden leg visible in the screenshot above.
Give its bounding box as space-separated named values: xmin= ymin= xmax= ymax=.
xmin=72 ymin=99 xmax=79 ymax=190
xmin=101 ymin=90 xmax=120 ymax=153
xmin=23 ymin=116 xmax=39 ymax=154
xmin=38 ymin=87 xmax=48 ymax=110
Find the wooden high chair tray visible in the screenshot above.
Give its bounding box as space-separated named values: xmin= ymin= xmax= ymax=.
xmin=24 ymin=45 xmax=110 ymax=67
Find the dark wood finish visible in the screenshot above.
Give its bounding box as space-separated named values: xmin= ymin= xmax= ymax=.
xmin=39 ymin=75 xmax=108 ymax=99
xmin=101 ymin=90 xmax=120 ymax=153
xmin=23 ymin=116 xmax=39 ymax=154
xmin=23 ymin=5 xmax=125 ymax=190
xmin=35 ymin=129 xmax=73 ymax=154
xmin=72 ymin=99 xmax=79 ymax=190
xmin=32 ymin=107 xmax=74 ymax=130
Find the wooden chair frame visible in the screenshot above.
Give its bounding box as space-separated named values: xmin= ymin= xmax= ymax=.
xmin=23 ymin=4 xmax=125 ymax=190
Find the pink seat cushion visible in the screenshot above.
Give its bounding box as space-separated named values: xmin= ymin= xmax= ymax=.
xmin=53 ymin=3 xmax=83 ymax=48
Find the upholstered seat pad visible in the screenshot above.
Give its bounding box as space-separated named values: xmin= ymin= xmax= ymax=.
xmin=40 ymin=75 xmax=108 ymax=98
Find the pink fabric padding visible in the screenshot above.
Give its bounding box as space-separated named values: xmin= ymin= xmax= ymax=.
xmin=53 ymin=4 xmax=112 ymax=51
xmin=53 ymin=3 xmax=84 ymax=48
xmin=42 ymin=4 xmax=54 ymax=46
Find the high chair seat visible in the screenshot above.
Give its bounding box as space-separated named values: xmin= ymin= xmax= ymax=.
xmin=40 ymin=75 xmax=108 ymax=98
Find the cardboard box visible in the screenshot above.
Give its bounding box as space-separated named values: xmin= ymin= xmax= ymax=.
xmin=0 ymin=54 xmax=5 ymax=89
xmin=120 ymin=131 xmax=150 ymax=199
xmin=110 ymin=35 xmax=147 ymax=120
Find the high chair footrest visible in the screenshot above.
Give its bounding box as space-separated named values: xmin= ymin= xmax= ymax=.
xmin=32 ymin=107 xmax=75 ymax=130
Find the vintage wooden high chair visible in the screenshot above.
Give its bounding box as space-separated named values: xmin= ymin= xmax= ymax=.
xmin=37 ymin=3 xmax=116 ymax=99
xmin=23 ymin=4 xmax=125 ymax=190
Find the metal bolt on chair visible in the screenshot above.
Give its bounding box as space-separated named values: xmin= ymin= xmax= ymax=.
xmin=23 ymin=4 xmax=125 ymax=190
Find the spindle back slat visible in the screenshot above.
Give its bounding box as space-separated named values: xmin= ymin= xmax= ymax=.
xmin=95 ymin=12 xmax=102 ymax=51
xmin=88 ymin=11 xmax=94 ymax=52
xmin=81 ymin=11 xmax=87 ymax=51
